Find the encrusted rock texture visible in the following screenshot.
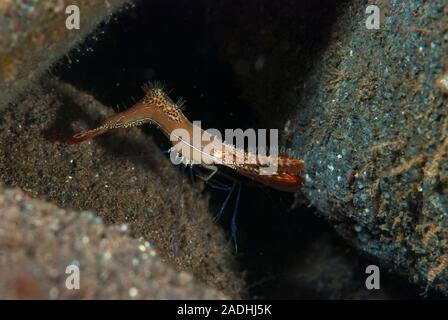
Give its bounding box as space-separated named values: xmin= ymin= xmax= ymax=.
xmin=210 ymin=0 xmax=448 ymax=294
xmin=0 ymin=0 xmax=130 ymax=110
xmin=0 ymin=80 xmax=244 ymax=299
xmin=0 ymin=185 xmax=227 ymax=299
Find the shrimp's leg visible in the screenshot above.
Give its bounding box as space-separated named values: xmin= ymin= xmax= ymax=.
xmin=231 ymin=183 xmax=242 ymax=252
xmin=206 ymin=178 xmax=233 ymax=191
xmin=198 ymin=165 xmax=218 ymax=182
xmin=191 ymin=165 xmax=242 ymax=252
xmin=214 ymin=183 xmax=235 ymax=222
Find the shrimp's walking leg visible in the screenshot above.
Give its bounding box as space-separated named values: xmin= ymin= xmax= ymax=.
xmin=214 ymin=183 xmax=235 ymax=222
xmin=231 ymin=183 xmax=242 ymax=252
xmin=198 ymin=165 xmax=218 ymax=182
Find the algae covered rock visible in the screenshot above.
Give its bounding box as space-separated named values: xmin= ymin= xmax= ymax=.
xmin=294 ymin=0 xmax=448 ymax=295
xmin=210 ymin=0 xmax=448 ymax=294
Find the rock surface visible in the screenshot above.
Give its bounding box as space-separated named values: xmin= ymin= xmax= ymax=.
xmin=0 ymin=0 xmax=130 ymax=110
xmin=0 ymin=185 xmax=227 ymax=299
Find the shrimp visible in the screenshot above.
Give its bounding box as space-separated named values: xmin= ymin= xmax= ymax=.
xmin=63 ymin=82 xmax=305 ymax=192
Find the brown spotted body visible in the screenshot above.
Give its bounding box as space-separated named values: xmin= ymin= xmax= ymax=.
xmin=65 ymin=83 xmax=305 ymax=192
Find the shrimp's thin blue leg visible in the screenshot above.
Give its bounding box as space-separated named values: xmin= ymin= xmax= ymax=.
xmin=207 ymin=179 xmax=233 ymax=192
xmin=231 ymin=183 xmax=242 ymax=252
xmin=214 ymin=183 xmax=235 ymax=222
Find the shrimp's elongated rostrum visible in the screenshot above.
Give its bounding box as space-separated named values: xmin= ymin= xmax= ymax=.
xmin=64 ymin=83 xmax=305 ymax=192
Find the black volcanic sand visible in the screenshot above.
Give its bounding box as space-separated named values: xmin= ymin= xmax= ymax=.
xmin=0 ymin=185 xmax=227 ymax=299
xmin=0 ymin=79 xmax=244 ymax=298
